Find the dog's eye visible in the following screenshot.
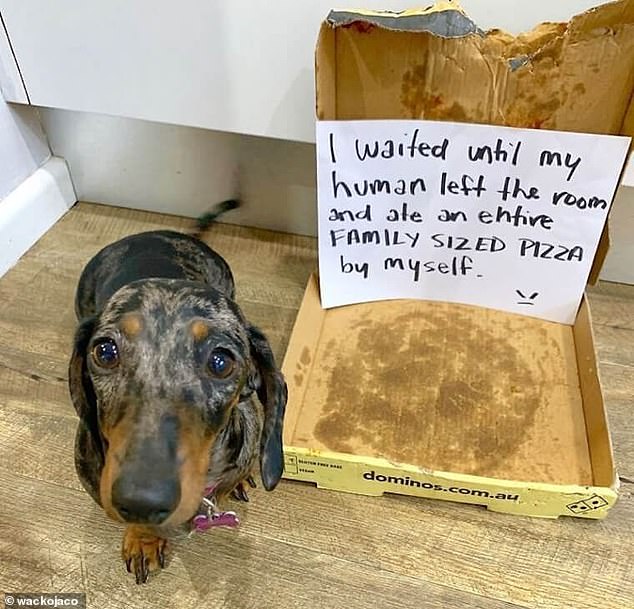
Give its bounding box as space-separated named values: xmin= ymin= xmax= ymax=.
xmin=207 ymin=348 xmax=236 ymax=379
xmin=91 ymin=338 xmax=120 ymax=369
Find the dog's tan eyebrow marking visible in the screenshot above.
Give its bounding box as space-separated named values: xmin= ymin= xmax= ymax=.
xmin=190 ymin=320 xmax=209 ymax=341
xmin=120 ymin=313 xmax=144 ymax=338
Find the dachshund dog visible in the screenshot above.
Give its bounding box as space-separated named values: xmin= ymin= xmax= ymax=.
xmin=68 ymin=228 xmax=287 ymax=583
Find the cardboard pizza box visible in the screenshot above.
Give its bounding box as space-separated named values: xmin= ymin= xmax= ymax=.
xmin=281 ymin=0 xmax=634 ymax=519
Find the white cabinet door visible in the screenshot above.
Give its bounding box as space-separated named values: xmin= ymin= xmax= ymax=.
xmin=0 ymin=1 xmax=602 ymax=142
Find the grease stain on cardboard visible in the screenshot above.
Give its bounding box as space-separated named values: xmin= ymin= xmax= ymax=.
xmin=313 ymin=306 xmax=542 ymax=476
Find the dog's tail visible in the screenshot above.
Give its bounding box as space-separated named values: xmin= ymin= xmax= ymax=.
xmin=188 ymin=199 xmax=240 ymax=240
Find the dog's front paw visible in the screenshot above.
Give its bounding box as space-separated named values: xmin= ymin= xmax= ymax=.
xmin=122 ymin=526 xmax=167 ymax=584
xmin=231 ymin=475 xmax=257 ymax=502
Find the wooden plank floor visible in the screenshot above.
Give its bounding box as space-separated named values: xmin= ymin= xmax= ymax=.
xmin=0 ymin=201 xmax=632 ymax=609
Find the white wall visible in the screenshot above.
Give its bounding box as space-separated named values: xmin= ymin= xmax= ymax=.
xmin=40 ymin=108 xmax=317 ymax=236
xmin=1 ymin=0 xmax=603 ymax=143
xmin=0 ymin=10 xmax=48 ymax=199
xmin=0 ymin=97 xmax=50 ymax=200
xmin=601 ymin=186 xmax=634 ymax=284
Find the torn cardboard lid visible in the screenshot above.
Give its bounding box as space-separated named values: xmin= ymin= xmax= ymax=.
xmin=281 ymin=0 xmax=634 ymax=519
xmin=325 ymin=4 xmax=480 ymax=35
xmin=316 ymin=0 xmax=634 ymax=283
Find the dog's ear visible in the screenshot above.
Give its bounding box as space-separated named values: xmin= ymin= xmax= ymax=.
xmin=248 ymin=326 xmax=287 ymax=491
xmin=69 ymin=316 xmax=105 ymax=504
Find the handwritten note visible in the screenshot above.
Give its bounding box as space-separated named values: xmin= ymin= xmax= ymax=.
xmin=316 ymin=120 xmax=630 ymax=323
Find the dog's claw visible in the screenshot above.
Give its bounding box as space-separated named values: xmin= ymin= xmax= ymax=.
xmin=232 ymin=483 xmax=250 ymax=502
xmin=122 ymin=527 xmax=167 ymax=584
xmin=142 ymin=555 xmax=150 ymax=584
xmin=134 ymin=554 xmax=147 ymax=585
xmin=134 ymin=560 xmax=144 ymax=585
xmin=232 ymin=476 xmax=257 ymax=502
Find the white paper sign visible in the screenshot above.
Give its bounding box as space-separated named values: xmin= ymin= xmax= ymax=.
xmin=317 ymin=120 xmax=630 ymax=323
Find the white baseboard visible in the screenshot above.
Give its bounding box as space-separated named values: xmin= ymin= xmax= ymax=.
xmin=0 ymin=156 xmax=76 ymax=278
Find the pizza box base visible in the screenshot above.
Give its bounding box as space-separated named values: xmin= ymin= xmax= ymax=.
xmin=281 ymin=274 xmax=617 ymax=519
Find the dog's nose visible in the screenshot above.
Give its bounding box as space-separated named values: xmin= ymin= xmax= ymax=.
xmin=111 ymin=476 xmax=181 ymax=525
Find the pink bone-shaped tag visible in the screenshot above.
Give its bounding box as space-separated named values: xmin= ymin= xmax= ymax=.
xmin=190 ymin=483 xmax=240 ymax=532
xmin=191 ymin=511 xmax=240 ymax=532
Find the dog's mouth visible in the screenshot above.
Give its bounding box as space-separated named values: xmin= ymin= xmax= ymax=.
xmin=102 ymin=471 xmax=213 ymax=528
xmin=100 ymin=442 xmax=214 ymax=528
xmin=99 ymin=408 xmax=218 ymax=527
